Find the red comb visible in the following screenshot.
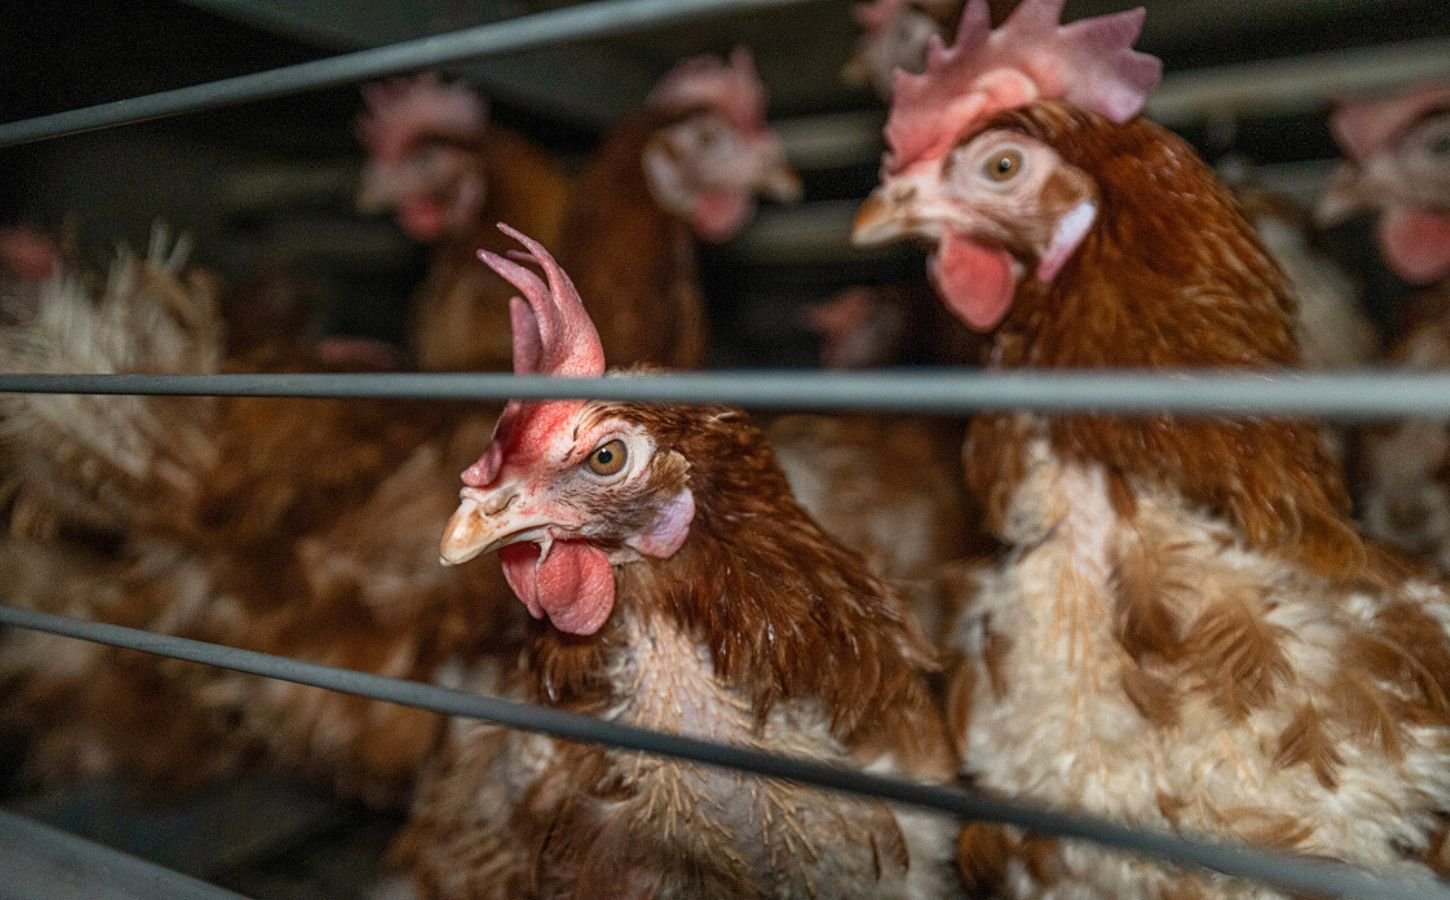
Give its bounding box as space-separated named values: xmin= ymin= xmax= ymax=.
xmin=1331 ymin=81 xmax=1450 ymax=164
xmin=883 ymin=0 xmax=1161 ymax=171
xmin=463 ymin=226 xmax=603 ymax=488
xmin=357 ymin=73 xmax=488 ymax=164
xmin=647 ymin=47 xmax=769 ymax=134
xmin=476 ymin=224 xmax=604 ymax=378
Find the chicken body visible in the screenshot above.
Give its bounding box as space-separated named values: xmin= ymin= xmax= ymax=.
xmin=356 ymin=75 xmax=571 ymax=372
xmin=556 ymin=108 xmax=711 ymax=370
xmin=862 ymin=96 xmax=1450 ymax=896
xmin=393 ymin=229 xmax=959 ymax=899
xmin=1319 ymin=90 xmax=1450 ymax=568
xmin=407 ymin=127 xmax=571 ymax=372
xmin=0 ymin=246 xmax=517 ymax=805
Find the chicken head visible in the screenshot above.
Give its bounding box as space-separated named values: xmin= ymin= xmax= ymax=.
xmin=356 ymin=74 xmax=490 ymax=243
xmin=850 ymin=0 xmax=1160 ymax=332
xmin=439 ymin=225 xmax=695 ymax=636
xmin=641 ymin=48 xmax=803 ymax=242
xmin=844 ymin=0 xmax=960 ymax=99
xmin=1318 ymin=82 xmax=1450 ymax=285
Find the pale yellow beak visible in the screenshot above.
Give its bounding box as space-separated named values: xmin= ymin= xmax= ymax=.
xmin=853 ymin=186 xmax=917 ymax=247
xmin=1315 ymin=162 xmax=1371 ymax=227
xmin=439 ymin=487 xmax=552 ymax=566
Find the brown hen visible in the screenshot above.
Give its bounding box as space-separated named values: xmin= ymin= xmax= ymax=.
xmin=855 ymin=1 xmax=1450 ymax=895
xmin=386 ymin=226 xmax=959 ymax=899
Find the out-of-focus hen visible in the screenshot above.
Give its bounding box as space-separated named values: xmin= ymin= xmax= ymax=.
xmin=558 ymin=48 xmax=801 ymax=369
xmin=0 ymin=237 xmax=516 ymax=806
xmin=1319 ymin=83 xmax=1450 ymax=566
xmin=383 ymin=225 xmax=957 ymax=899
xmin=358 ymin=74 xmax=571 ymax=371
xmin=855 ymin=1 xmax=1450 ymax=894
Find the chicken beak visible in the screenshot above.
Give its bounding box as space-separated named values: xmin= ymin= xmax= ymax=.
xmin=439 ymin=487 xmax=552 ymax=566
xmin=853 ymin=185 xmax=916 ymax=247
xmin=759 ymin=143 xmax=804 ymax=204
xmin=356 ymin=163 xmax=399 ymax=214
xmin=1315 ymin=161 xmax=1373 ymax=227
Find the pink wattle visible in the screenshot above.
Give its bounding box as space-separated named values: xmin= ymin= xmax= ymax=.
xmin=1380 ymin=208 xmax=1450 ymax=286
xmin=931 ymin=234 xmax=1016 ymax=332
xmin=398 ymin=198 xmax=446 ymax=242
xmin=693 ymin=188 xmax=752 ymax=243
xmin=499 ymin=541 xmax=615 ymax=636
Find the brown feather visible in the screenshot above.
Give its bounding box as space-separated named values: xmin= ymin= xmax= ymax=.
xmin=1184 ymin=587 xmax=1291 ymax=719
xmin=961 ymin=103 xmax=1373 ymax=585
xmin=1274 ymin=704 xmax=1344 ymax=789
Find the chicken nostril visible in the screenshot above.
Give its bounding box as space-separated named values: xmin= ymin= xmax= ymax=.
xmin=483 ymin=492 xmax=518 ymax=517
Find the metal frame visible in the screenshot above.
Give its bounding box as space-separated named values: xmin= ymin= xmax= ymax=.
xmin=0 ymin=810 xmax=245 ymax=900
xmin=4 ymin=370 xmax=1450 ymax=420
xmin=1 ymin=605 xmax=1440 ymax=900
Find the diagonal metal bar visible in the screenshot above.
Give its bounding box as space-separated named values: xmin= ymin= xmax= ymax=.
xmin=0 ymin=809 xmax=245 ymax=900
xmin=0 ymin=604 xmax=1441 ymax=900
xmin=2 ymin=370 xmax=1450 ymax=421
xmin=0 ymin=0 xmax=821 ymax=148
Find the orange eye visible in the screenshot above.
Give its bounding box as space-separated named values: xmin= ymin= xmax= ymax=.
xmin=586 ymin=439 xmax=628 ymax=477
xmin=984 ymin=148 xmax=1023 ymax=182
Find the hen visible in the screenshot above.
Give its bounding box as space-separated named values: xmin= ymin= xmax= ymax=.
xmin=854 ymin=1 xmax=1450 ymax=895
xmin=557 ymin=48 xmax=800 ymax=369
xmin=358 ymin=74 xmax=571 ymax=371
xmin=385 ymin=226 xmax=957 ymax=899
xmin=0 ymin=239 xmax=515 ymax=805
xmin=846 ymin=0 xmax=966 ymax=100
xmin=1319 ymin=82 xmax=1450 ymax=565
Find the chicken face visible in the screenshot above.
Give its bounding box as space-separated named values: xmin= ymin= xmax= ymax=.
xmin=852 ymin=127 xmax=1097 ymax=331
xmin=358 ymin=142 xmax=486 ymax=243
xmin=1320 ymin=105 xmax=1450 ymax=285
xmin=643 ymin=111 xmax=802 ymax=243
xmin=356 ymin=75 xmax=490 ymax=243
xmin=441 ymin=402 xmax=694 ymax=636
xmin=437 ymin=225 xmax=694 ymax=636
xmin=845 ymin=0 xmax=955 ymax=99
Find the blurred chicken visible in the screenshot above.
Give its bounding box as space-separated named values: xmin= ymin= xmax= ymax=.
xmin=558 ymin=48 xmax=801 ymax=369
xmin=1319 ymin=83 xmax=1450 ymax=568
xmin=804 ymin=281 xmax=985 ymax=370
xmin=385 ymin=225 xmax=957 ymax=899
xmin=854 ymin=1 xmax=1450 ymax=894
xmin=845 ymin=0 xmax=965 ymax=99
xmin=0 ymin=236 xmax=517 ymax=805
xmin=1233 ymin=186 xmax=1378 ymax=371
xmin=358 ymin=74 xmax=571 ymax=371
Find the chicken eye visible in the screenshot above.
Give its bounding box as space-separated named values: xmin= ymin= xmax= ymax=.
xmin=586 ymin=439 xmax=628 ymax=477
xmin=984 ymin=148 xmax=1024 ymax=182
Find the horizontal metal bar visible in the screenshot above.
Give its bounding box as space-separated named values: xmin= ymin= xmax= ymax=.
xmin=2 ymin=370 xmax=1450 ymax=421
xmin=0 ymin=809 xmax=244 ymax=900
xmin=0 ymin=0 xmax=820 ymax=148
xmin=0 ymin=605 xmax=1440 ymax=900
xmin=1148 ymin=36 xmax=1450 ymax=127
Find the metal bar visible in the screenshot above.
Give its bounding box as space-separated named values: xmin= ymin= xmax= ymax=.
xmin=0 ymin=809 xmax=245 ymax=900
xmin=1148 ymin=36 xmax=1450 ymax=127
xmin=2 ymin=370 xmax=1450 ymax=421
xmin=0 ymin=605 xmax=1436 ymax=900
xmin=0 ymin=0 xmax=821 ymax=148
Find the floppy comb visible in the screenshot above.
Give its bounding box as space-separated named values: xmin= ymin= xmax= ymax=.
xmin=884 ymin=0 xmax=1161 ymax=171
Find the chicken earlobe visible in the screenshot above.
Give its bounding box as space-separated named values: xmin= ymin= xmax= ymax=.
xmin=625 ymin=487 xmax=695 ymax=558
